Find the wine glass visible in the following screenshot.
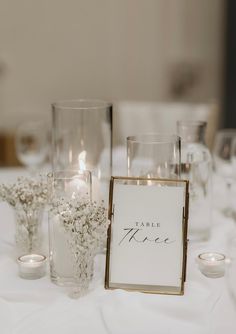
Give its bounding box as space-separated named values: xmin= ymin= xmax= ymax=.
xmin=15 ymin=120 xmax=49 ymax=173
xmin=213 ymin=129 xmax=236 ymax=216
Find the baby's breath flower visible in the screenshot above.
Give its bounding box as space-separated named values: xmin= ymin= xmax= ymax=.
xmin=0 ymin=176 xmax=48 ymax=211
xmin=50 ymin=194 xmax=110 ymax=258
xmin=50 ymin=194 xmax=110 ymax=294
xmin=0 ymin=176 xmax=48 ymax=253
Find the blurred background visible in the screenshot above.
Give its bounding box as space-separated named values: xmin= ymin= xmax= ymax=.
xmin=0 ymin=0 xmax=233 ymax=166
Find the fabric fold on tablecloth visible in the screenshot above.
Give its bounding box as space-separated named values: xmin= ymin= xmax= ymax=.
xmin=98 ymin=280 xmax=220 ymax=334
xmin=0 ymin=277 xmax=222 ymax=334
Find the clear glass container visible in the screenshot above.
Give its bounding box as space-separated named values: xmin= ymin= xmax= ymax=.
xmin=51 ymin=100 xmax=112 ymax=203
xmin=48 ymin=170 xmax=92 ymax=289
xmin=14 ymin=206 xmax=43 ymax=255
xmin=127 ymin=134 xmax=181 ymax=179
xmin=177 ymin=121 xmax=212 ymax=241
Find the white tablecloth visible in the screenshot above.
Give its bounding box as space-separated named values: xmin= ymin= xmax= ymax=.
xmin=0 ymin=168 xmax=235 ymax=334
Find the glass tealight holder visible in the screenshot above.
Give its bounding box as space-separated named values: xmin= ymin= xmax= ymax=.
xmin=17 ymin=254 xmax=47 ymax=279
xmin=197 ymin=252 xmax=226 ymax=278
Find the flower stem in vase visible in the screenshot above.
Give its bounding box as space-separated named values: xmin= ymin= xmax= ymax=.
xmin=49 ymin=194 xmax=109 ymax=293
xmin=26 ymin=211 xmax=34 ymax=253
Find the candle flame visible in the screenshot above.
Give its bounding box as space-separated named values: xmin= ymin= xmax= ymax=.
xmin=147 ymin=174 xmax=152 ymax=186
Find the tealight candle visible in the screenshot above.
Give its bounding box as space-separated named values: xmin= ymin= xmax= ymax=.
xmin=197 ymin=252 xmax=226 ymax=278
xmin=17 ymin=254 xmax=47 ymax=279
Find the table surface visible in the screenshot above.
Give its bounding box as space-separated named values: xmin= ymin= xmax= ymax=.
xmin=0 ymin=167 xmax=236 ymax=334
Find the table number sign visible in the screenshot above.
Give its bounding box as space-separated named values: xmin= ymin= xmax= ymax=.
xmin=105 ymin=177 xmax=189 ymax=295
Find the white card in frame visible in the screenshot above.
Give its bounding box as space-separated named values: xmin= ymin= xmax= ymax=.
xmin=105 ymin=176 xmax=189 ymax=295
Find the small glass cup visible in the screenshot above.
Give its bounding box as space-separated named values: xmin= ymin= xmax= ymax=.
xmin=127 ymin=134 xmax=181 ymax=179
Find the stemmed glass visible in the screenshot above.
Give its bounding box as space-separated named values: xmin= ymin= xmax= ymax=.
xmin=213 ymin=129 xmax=236 ymax=216
xmin=15 ymin=120 xmax=49 ymax=174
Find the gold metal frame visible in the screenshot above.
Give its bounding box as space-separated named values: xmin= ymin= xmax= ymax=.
xmin=105 ymin=176 xmax=189 ymax=295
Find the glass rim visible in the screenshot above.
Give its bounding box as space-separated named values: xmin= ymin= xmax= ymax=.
xmin=198 ymin=252 xmax=225 ymax=262
xmin=17 ymin=254 xmax=47 ymax=264
xmin=52 ymin=99 xmax=112 ymax=110
xmin=127 ymin=133 xmax=181 ymax=144
xmin=177 ymin=120 xmax=207 ymax=128
xmin=47 ymin=169 xmax=92 ymax=180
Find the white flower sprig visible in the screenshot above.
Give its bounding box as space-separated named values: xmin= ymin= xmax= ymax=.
xmin=0 ymin=176 xmax=48 ymax=210
xmin=50 ymin=195 xmax=109 ymax=253
xmin=0 ymin=176 xmax=48 ymax=253
xmin=50 ymin=195 xmax=110 ymax=292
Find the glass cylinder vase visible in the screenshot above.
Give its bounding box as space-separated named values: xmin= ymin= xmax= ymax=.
xmin=177 ymin=121 xmax=212 ymax=241
xmin=127 ymin=134 xmax=181 ymax=179
xmin=48 ymin=170 xmax=92 ymax=291
xmin=51 ymin=100 xmax=112 ymax=203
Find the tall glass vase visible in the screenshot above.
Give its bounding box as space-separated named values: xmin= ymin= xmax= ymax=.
xmin=177 ymin=121 xmax=212 ymax=241
xmin=51 ymin=100 xmax=112 ymax=203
